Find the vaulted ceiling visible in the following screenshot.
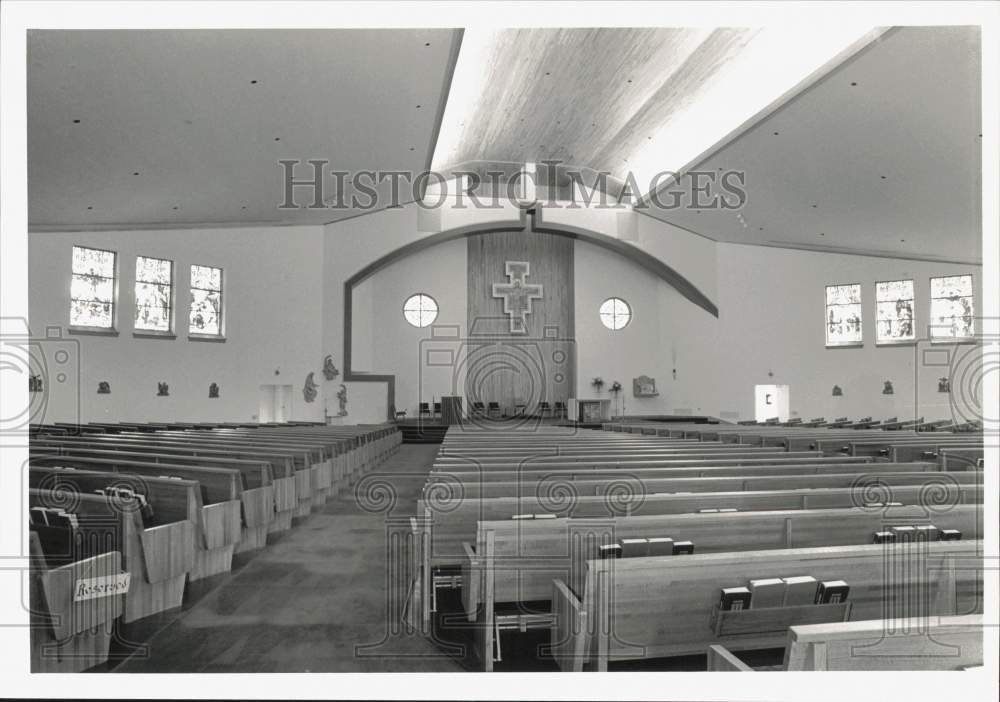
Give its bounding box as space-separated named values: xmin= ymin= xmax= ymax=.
xmin=27 ymin=26 xmax=983 ymax=264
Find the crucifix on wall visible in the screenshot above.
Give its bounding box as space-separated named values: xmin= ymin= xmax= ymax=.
xmin=492 ymin=260 xmax=543 ymax=334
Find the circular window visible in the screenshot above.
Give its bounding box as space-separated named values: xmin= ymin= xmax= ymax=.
xmin=402 ymin=293 xmax=439 ymax=328
xmin=599 ymin=297 xmax=631 ymax=330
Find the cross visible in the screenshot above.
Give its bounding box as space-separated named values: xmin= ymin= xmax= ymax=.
xmin=492 ymin=261 xmax=543 ymax=334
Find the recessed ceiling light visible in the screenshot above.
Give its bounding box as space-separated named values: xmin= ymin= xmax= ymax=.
xmin=241 ymin=206 xmax=247 ymax=210
xmin=250 ymin=79 xmax=258 ymax=84
xmin=72 ymin=119 xmax=81 ymax=124
xmin=172 ymin=206 xmax=179 ymax=210
xmin=880 ymin=175 xmax=886 ymax=179
xmin=133 ymin=172 xmax=140 ymax=176
xmin=274 ymin=137 xmax=280 ymax=141
xmin=900 ymin=238 xmax=905 ymax=242
xmin=545 ymin=72 xmax=550 ymax=76
xmin=759 ymin=227 xmax=764 ymax=231
xmin=850 ymin=81 xmax=857 ymax=86
xmin=812 ymin=204 xmax=817 ymax=208
xmin=627 ymin=79 xmax=632 ymax=83
xmin=86 ymin=206 xmax=93 ymax=210
xmin=416 ymin=105 xmax=421 ymax=109
xmin=773 ymin=131 xmax=779 ymax=136
xmin=409 ymin=147 xmax=415 ymax=151
xmin=424 ymin=42 xmax=431 ymax=47
xmin=820 ymin=232 xmax=825 ymax=236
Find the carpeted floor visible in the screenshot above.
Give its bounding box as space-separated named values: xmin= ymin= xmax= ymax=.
xmin=107 ymin=444 xmax=464 ymax=672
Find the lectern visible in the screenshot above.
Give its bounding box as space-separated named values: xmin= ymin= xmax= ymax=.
xmin=441 ymin=396 xmax=463 ymax=425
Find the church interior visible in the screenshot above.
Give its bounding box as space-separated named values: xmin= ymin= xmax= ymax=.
xmin=4 ymin=9 xmax=996 ymax=696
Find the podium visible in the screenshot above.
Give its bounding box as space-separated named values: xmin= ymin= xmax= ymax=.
xmin=441 ymin=396 xmax=463 ymax=425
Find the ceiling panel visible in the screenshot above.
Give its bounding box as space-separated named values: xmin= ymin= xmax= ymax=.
xmin=28 ymin=29 xmax=459 ymax=229
xmin=649 ymin=26 xmax=983 ymax=264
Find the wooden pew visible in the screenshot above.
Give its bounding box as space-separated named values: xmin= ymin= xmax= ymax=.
xmin=558 ymin=540 xmax=981 ymax=671
xmin=463 ymin=504 xmax=982 ymax=670
xmin=30 ymin=461 xmax=236 ymax=581
xmin=30 ymin=443 xmax=275 ymax=552
xmin=707 ymin=614 xmax=984 ymax=671
xmin=29 ymin=486 xmax=194 ymax=623
xmin=34 ymin=434 xmax=302 ymax=527
xmin=415 ymin=480 xmax=981 ymax=635
xmin=28 ymin=530 xmax=126 ymax=672
xmin=447 ymin=467 xmax=978 ymax=500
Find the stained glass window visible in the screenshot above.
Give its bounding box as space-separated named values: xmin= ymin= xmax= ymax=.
xmin=930 ymin=274 xmax=974 ymax=340
xmin=875 ymin=279 xmax=914 ymax=344
xmin=70 ymin=245 xmax=117 ymax=328
xmin=134 ymin=256 xmax=174 ymax=332
xmin=599 ymin=297 xmax=631 ymax=330
xmin=403 ymin=293 xmax=438 ymax=328
xmin=825 ymin=284 xmax=862 ymax=346
xmin=189 ymin=265 xmax=224 ymax=336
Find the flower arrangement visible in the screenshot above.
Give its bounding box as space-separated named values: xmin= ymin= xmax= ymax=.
xmin=591 ymin=377 xmax=605 ymax=390
xmin=609 ymin=381 xmax=623 ymax=394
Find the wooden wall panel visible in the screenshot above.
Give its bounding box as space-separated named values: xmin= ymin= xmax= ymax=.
xmin=466 ymin=232 xmax=574 ymax=413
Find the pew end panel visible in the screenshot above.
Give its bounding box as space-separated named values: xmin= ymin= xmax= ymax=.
xmin=30 ymin=535 xmax=126 ymax=673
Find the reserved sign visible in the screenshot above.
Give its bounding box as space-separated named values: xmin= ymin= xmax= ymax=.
xmin=73 ymin=573 xmax=131 ymax=602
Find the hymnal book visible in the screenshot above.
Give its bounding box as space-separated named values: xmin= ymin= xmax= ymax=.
xmin=646 ymin=537 xmax=674 ymax=556
xmin=511 ymin=514 xmax=533 ymax=520
xmin=697 ymin=508 xmax=719 ymax=513
xmin=620 ymin=538 xmax=649 ymax=558
xmin=719 ymin=586 xmax=752 ymax=611
xmin=873 ymin=531 xmax=896 ymax=544
xmin=782 ymin=575 xmax=818 ymax=606
xmin=672 ymin=540 xmax=694 ymax=555
xmin=815 ymin=580 xmax=850 ymax=604
xmin=939 ymin=529 xmax=962 ymax=541
xmin=598 ymin=544 xmax=622 ymax=559
xmin=717 ymin=508 xmax=738 ymax=513
xmin=915 ymin=525 xmax=939 ymax=540
xmin=749 ymin=578 xmax=787 ymax=609
xmin=533 ymin=513 xmax=557 ymax=520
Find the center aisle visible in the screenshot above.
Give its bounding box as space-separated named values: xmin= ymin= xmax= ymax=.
xmin=112 ymin=443 xmax=464 ymax=672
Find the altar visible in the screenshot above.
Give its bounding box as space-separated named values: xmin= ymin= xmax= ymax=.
xmin=567 ymin=397 xmax=612 ymax=423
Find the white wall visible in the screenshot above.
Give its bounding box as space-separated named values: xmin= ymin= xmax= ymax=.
xmin=364 ymin=237 xmax=467 ymax=417
xmin=713 ymin=243 xmax=984 ymax=421
xmin=574 ymin=239 xmax=721 ymax=417
xmin=31 ymin=205 xmax=978 ymax=427
xmin=29 ymin=225 xmax=327 ymax=424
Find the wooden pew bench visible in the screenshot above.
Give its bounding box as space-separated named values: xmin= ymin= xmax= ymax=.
xmin=30 ymin=460 xmax=238 ymax=581
xmin=30 ymin=443 xmax=276 ymax=552
xmin=28 ymin=531 xmax=127 ymax=672
xmin=708 ymin=614 xmax=984 ymax=671
xmin=461 ymin=504 xmax=982 ymax=670
xmin=29 ymin=485 xmax=195 ymax=623
xmin=32 ymin=434 xmax=301 ymax=530
xmin=414 ymin=480 xmax=981 ymax=638
xmin=555 ymin=540 xmax=982 ymax=671
xmin=445 ymin=466 xmax=977 ymax=500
